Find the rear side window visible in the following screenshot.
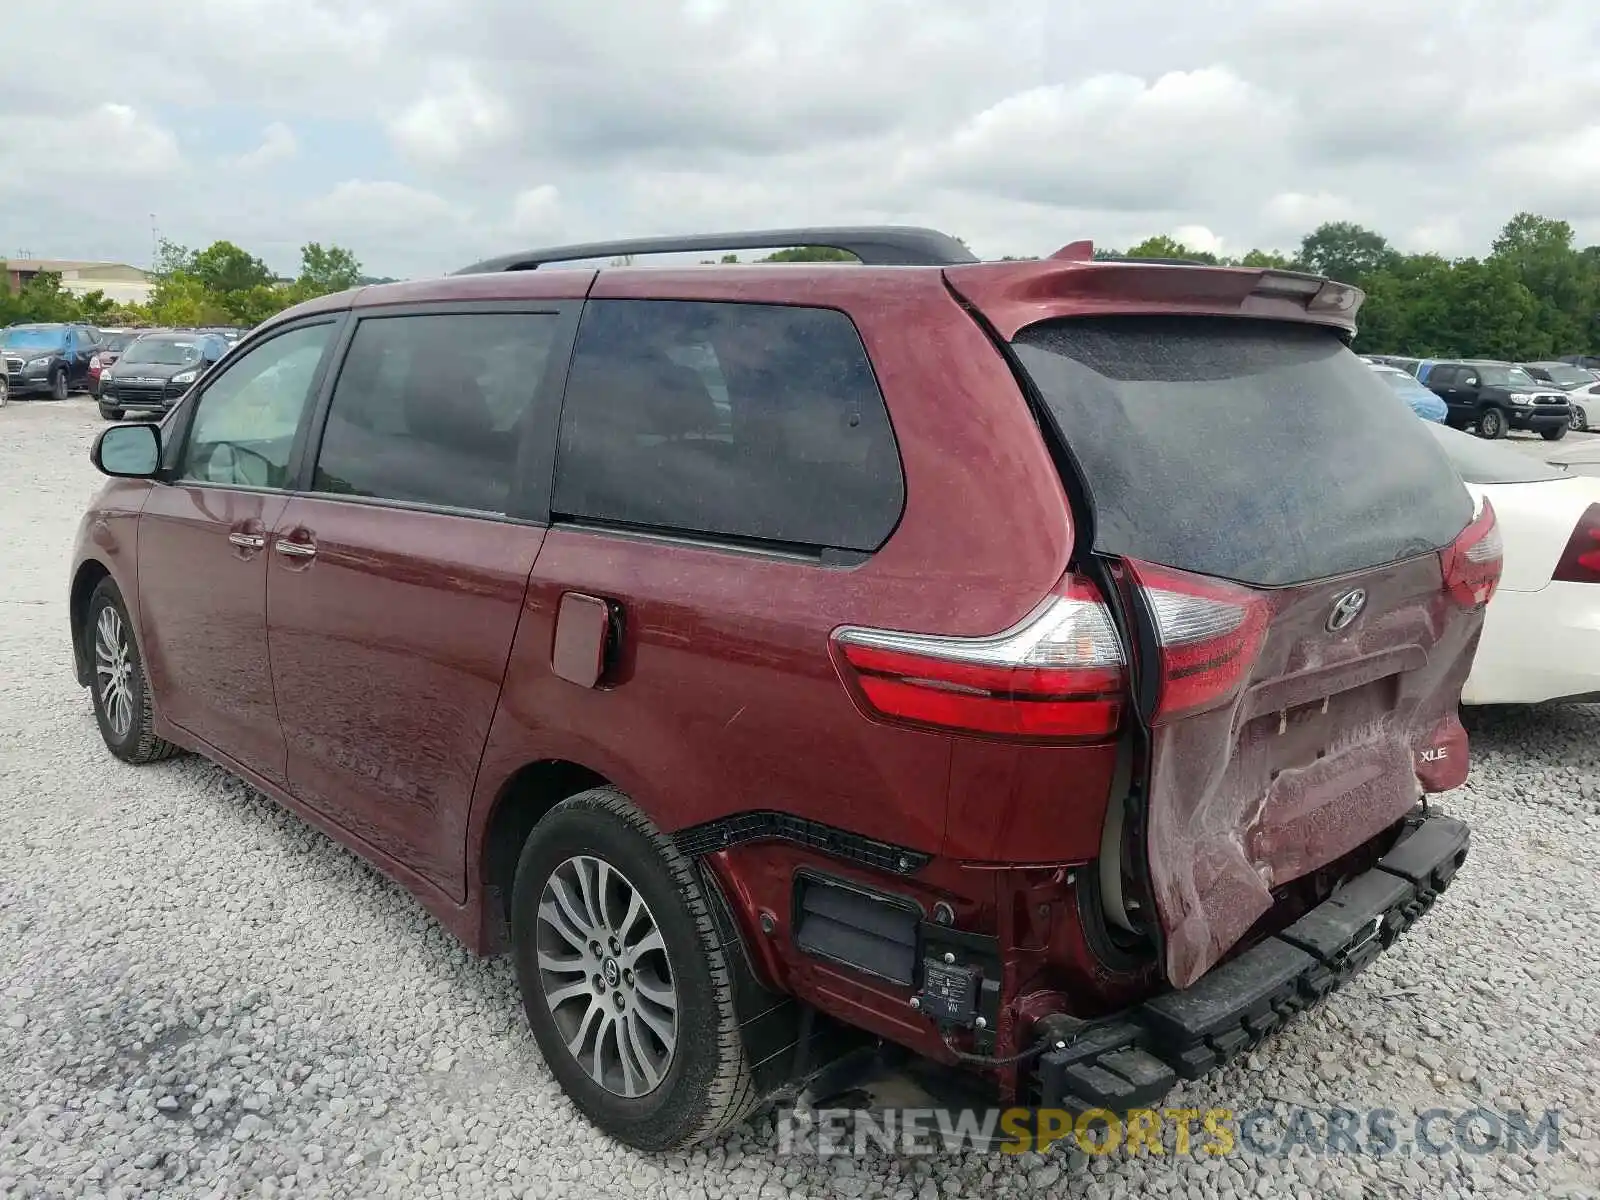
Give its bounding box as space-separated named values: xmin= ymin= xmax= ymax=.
xmin=1013 ymin=317 xmax=1472 ymax=586
xmin=313 ymin=312 xmax=561 ymax=515
xmin=552 ymin=299 xmax=903 ymax=552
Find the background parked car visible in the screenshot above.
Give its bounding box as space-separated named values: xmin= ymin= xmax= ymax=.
xmin=1522 ymin=361 xmax=1598 ymax=392
xmin=1423 ymin=359 xmax=1571 ymax=439
xmin=88 ymin=331 xmax=142 ymax=398
xmin=1562 ymin=379 xmax=1600 ymax=432
xmin=1 ymin=323 xmax=100 ymax=400
xmin=98 ymin=331 xmax=228 ymax=421
xmin=1561 ymin=354 xmax=1600 ymax=371
xmin=1367 ymin=361 xmax=1447 ymax=421
xmin=1428 ymin=424 xmax=1600 ymax=703
xmin=1366 ymin=354 xmax=1424 ymax=376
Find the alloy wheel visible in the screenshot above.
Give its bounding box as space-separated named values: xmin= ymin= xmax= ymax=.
xmin=1572 ymin=406 xmax=1587 ymax=432
xmin=94 ymin=606 xmax=135 ymax=739
xmin=535 ymin=855 xmax=678 ymax=1098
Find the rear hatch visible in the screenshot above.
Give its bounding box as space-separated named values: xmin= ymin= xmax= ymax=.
xmin=949 ymin=273 xmax=1496 ymax=988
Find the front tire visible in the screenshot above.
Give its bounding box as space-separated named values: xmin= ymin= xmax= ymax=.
xmin=0 ymin=376 xmax=8 ymax=407
xmin=50 ymin=368 xmax=68 ymax=401
xmin=1543 ymin=424 xmax=1569 ymax=441
xmin=1477 ymin=408 xmax=1507 ymax=439
xmin=1571 ymin=405 xmax=1588 ymax=432
xmin=509 ymin=787 xmax=757 ymax=1150
xmin=85 ymin=579 xmax=180 ymax=764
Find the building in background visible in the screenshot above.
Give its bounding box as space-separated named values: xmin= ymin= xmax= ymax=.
xmin=3 ymin=260 xmax=155 ymax=306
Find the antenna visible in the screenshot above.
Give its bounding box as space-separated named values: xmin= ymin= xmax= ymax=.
xmin=150 ymin=214 xmax=158 ymax=272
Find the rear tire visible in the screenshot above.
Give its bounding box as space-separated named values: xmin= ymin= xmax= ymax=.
xmin=85 ymin=579 xmax=181 ymax=765
xmin=50 ymin=368 xmax=68 ymax=401
xmin=98 ymin=403 xmax=124 ymax=421
xmin=509 ymin=787 xmax=757 ymax=1150
xmin=1570 ymin=405 xmax=1588 ymax=432
xmin=1543 ymin=424 xmax=1569 ymax=441
xmin=1477 ymin=408 xmax=1507 ymax=439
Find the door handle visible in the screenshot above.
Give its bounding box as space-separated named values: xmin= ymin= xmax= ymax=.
xmin=227 ymin=532 xmax=266 ymax=550
xmin=274 ymin=538 xmax=316 ymax=559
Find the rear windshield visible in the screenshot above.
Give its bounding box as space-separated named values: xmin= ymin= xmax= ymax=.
xmin=1012 ymin=317 xmax=1472 ymax=587
xmin=1424 ymin=423 xmax=1566 ymax=484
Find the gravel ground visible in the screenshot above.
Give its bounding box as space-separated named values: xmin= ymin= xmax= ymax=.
xmin=2 ymin=397 xmax=1598 ymax=1199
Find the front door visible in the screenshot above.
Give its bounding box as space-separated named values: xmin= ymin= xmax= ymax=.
xmin=136 ymin=319 xmax=341 ymax=784
xmin=266 ymin=307 xmax=570 ymax=896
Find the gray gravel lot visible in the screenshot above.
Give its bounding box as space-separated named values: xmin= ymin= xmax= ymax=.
xmin=2 ymin=397 xmax=1598 ymax=1199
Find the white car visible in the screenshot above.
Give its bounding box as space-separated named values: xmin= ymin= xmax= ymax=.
xmin=1427 ymin=424 xmax=1600 ymax=704
xmin=1564 ymin=380 xmax=1600 ymax=433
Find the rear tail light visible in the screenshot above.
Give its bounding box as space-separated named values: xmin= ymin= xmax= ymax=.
xmin=1125 ymin=560 xmax=1271 ymax=723
xmin=1552 ymin=502 xmax=1600 ymax=583
xmin=831 ymin=576 xmax=1125 ymax=740
xmin=1440 ymin=498 xmax=1503 ymax=606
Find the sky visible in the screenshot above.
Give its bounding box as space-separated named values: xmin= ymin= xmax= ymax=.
xmin=2 ymin=0 xmax=1598 ymax=280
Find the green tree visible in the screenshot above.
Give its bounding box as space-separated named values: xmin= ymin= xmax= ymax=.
xmin=190 ymin=241 xmax=274 ymax=295
xmin=1238 ymin=249 xmax=1297 ymax=270
xmin=297 ymin=242 xmax=364 ymax=295
xmin=1297 ymin=222 xmax=1400 ymax=285
xmin=1122 ymin=235 xmax=1219 ymax=263
xmin=759 ymin=246 xmax=856 ymax=262
xmin=148 ymin=274 xmax=231 ymax=327
xmin=1489 ymin=213 xmax=1597 ymax=354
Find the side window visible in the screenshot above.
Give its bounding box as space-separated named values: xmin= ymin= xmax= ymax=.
xmin=1431 ymin=367 xmax=1456 ymax=387
xmin=179 ymin=323 xmax=335 ymax=489
xmin=311 ymin=311 xmax=560 ymax=515
xmin=552 ymin=299 xmax=904 ymax=553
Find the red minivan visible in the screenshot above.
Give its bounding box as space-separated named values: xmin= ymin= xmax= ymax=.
xmin=71 ymin=228 xmax=1495 ymax=1150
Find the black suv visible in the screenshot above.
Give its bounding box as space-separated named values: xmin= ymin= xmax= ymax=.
xmin=1 ymin=323 xmax=100 ymax=400
xmin=1423 ymin=359 xmax=1571 ymax=440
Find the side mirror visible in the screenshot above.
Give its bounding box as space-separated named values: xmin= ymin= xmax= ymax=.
xmin=92 ymin=422 xmax=161 ymax=478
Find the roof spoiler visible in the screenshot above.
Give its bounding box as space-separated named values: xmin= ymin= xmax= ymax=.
xmin=944 ymin=258 xmax=1364 ymax=340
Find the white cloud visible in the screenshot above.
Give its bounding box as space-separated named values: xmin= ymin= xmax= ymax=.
xmin=509 ymin=185 xmax=562 ymax=238
xmin=6 ymin=0 xmax=1600 ymax=276
xmin=0 ymin=105 xmax=181 ymax=189
xmin=389 ymin=68 xmax=513 ymax=165
xmin=901 ymin=68 xmax=1289 ymax=212
xmin=234 ymin=122 xmax=298 ymax=171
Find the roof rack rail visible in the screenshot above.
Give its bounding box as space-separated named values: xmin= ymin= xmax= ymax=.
xmin=454 ymin=226 xmax=979 ymax=274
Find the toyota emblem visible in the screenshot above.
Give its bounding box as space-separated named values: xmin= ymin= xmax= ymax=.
xmin=1326 ymin=588 xmax=1367 ymax=633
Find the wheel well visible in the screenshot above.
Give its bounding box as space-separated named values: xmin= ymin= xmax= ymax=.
xmin=479 ymin=759 xmax=610 ymax=932
xmin=70 ymin=561 xmax=111 ymax=683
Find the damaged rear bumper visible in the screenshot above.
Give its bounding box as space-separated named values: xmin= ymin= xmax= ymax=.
xmin=1036 ymin=809 xmax=1469 ymax=1110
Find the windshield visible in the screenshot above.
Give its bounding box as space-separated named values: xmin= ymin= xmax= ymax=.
xmin=1 ymin=328 xmax=66 ymax=351
xmin=1013 ymin=316 xmax=1471 ymax=587
xmin=123 ymin=337 xmax=202 ymax=366
xmin=1477 ymin=365 xmax=1538 ymax=388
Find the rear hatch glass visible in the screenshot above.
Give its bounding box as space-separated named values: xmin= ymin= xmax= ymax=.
xmin=1011 ymin=317 xmax=1472 ymax=586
